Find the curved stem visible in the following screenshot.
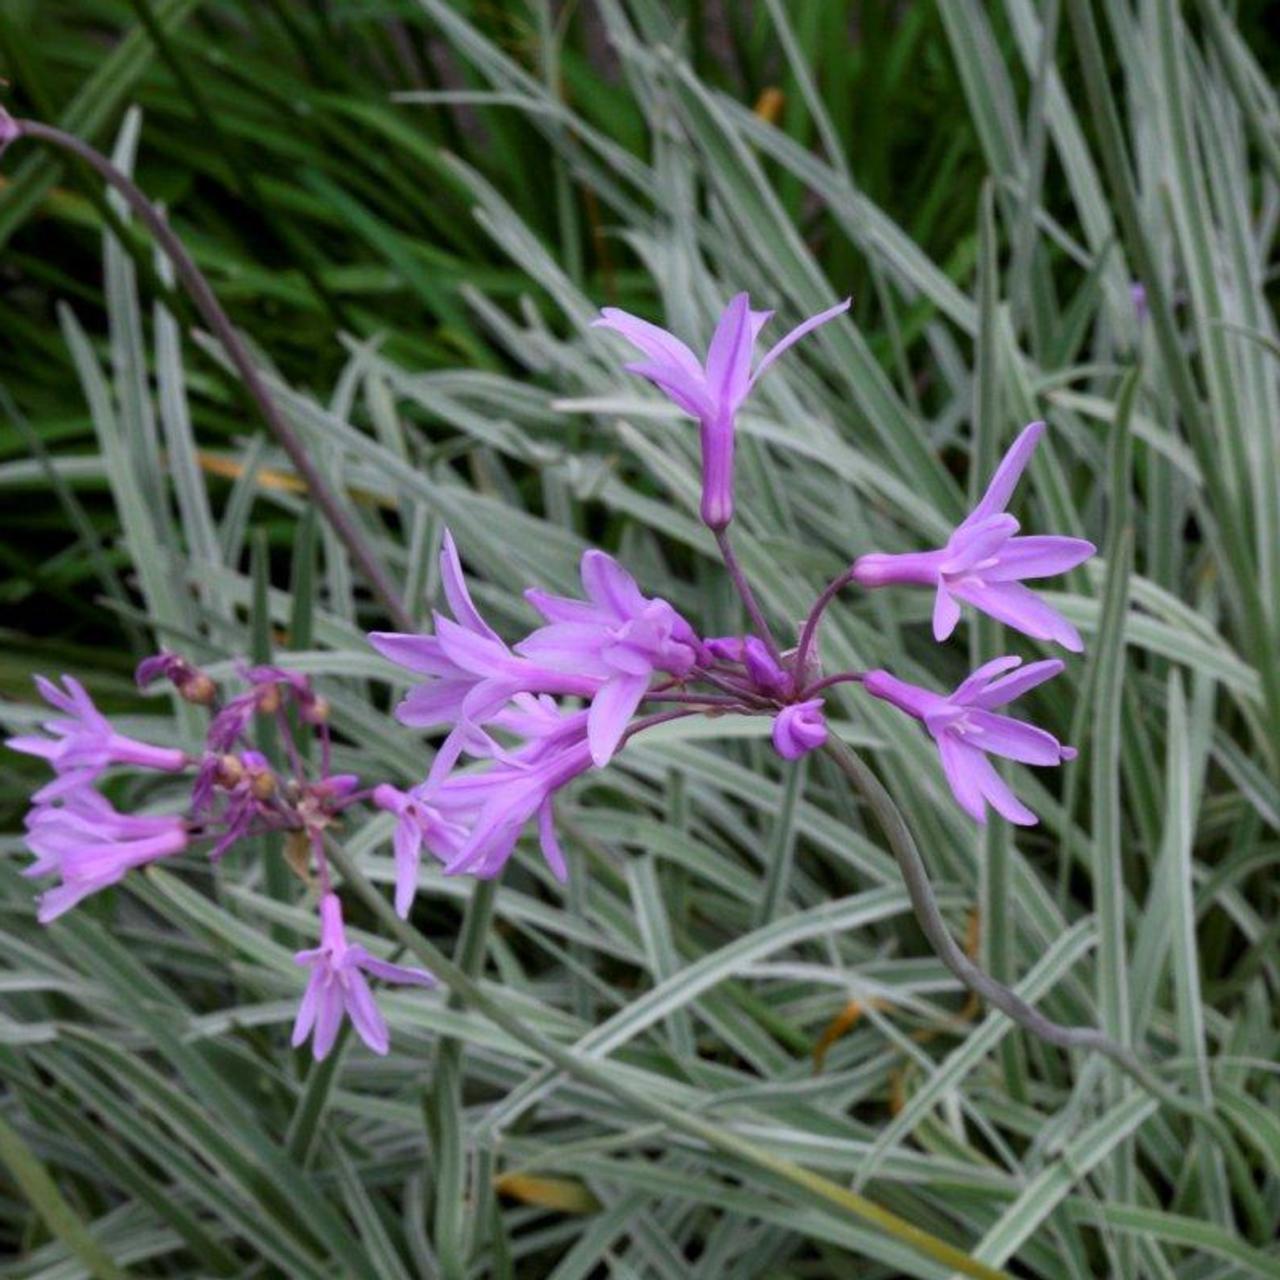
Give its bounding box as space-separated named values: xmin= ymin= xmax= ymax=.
xmin=799 ymin=671 xmax=865 ymax=699
xmin=714 ymin=529 xmax=783 ymax=664
xmin=9 ymin=118 xmax=413 ymax=632
xmin=821 ymin=735 xmax=1222 ymax=1128
xmin=794 ymin=565 xmax=856 ymax=679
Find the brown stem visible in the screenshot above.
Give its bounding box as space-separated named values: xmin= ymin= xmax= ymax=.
xmin=9 ymin=117 xmax=414 ymax=631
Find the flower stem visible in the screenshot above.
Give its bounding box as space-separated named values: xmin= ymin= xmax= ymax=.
xmin=793 ymin=565 xmax=857 ymax=680
xmin=9 ymin=117 xmax=413 ymax=632
xmin=714 ymin=529 xmax=783 ymax=664
xmin=821 ymin=735 xmax=1224 ymax=1129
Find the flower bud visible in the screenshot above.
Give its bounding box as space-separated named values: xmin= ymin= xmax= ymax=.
xmin=179 ymin=673 xmax=217 ymax=706
xmin=248 ymin=765 xmax=276 ymax=801
xmin=215 ymin=753 xmax=244 ymax=788
xmin=300 ymin=694 xmax=330 ymax=725
xmin=771 ymin=699 xmax=828 ymax=760
xmin=255 ymin=683 xmax=282 ymax=716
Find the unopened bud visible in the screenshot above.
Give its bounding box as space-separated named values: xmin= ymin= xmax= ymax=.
xmin=215 ymin=754 xmax=244 ymax=788
xmin=179 ymin=673 xmax=217 ymax=706
xmin=255 ymin=684 xmax=282 ymax=716
xmin=249 ymin=767 xmax=276 ymax=801
xmin=300 ymin=695 xmax=330 ymax=725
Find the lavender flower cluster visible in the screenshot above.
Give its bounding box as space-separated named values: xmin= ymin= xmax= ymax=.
xmin=5 ymin=292 xmax=1093 ymax=1061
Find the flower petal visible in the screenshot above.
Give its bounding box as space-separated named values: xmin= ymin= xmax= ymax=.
xmin=580 ymin=551 xmax=649 ymax=620
xmin=291 ymin=970 xmax=323 ymax=1047
xmin=948 ymin=579 xmax=1083 ymax=651
xmin=343 ymin=971 xmax=389 ymax=1055
xmin=311 ymin=984 xmax=346 ymax=1061
xmin=966 ymin=710 xmax=1065 ymax=766
xmin=964 ymin=421 xmax=1045 ymax=528
xmin=972 ymin=658 xmax=1065 ymax=708
xmin=358 ymin=953 xmax=437 ymax=987
xmin=705 ymin=293 xmax=756 ymax=412
xmin=986 ymin=535 xmax=1096 ymax=581
xmin=965 ymin=750 xmax=1038 ymax=825
xmin=537 ymin=797 xmax=568 ymax=882
xmin=524 ymin=588 xmax=602 ymax=625
xmin=434 ymin=615 xmax=517 ymax=676
xmin=440 ymin=530 xmax=501 ymax=640
xmin=751 ymin=297 xmax=851 ymax=388
xmin=593 ymin=308 xmax=706 ymax=382
xmin=935 ymin=735 xmax=988 ymax=823
xmin=932 ymin=585 xmax=961 ymax=642
xmin=392 ymin=821 xmax=422 ymax=918
xmin=950 ymin=656 xmax=1024 ymax=705
xmin=368 ymin=631 xmax=456 ymax=677
xmin=940 ymin=514 xmax=1019 ymax=574
xmin=587 ymin=673 xmax=648 ymax=767
xmin=622 ymin=360 xmax=715 ymax=420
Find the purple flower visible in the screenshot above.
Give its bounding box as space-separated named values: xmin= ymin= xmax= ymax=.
xmin=518 ymin=550 xmax=701 ymax=766
xmin=6 ymin=675 xmax=189 ymax=801
xmin=372 ymin=783 xmax=467 ymax=917
xmin=863 ymin=657 xmax=1076 ymax=826
xmin=851 ymin=423 xmax=1094 ymax=651
xmin=595 ymin=293 xmax=850 ymax=531
xmin=369 ymin=531 xmax=601 ymax=785
xmin=22 ymin=792 xmax=189 ymax=923
xmin=428 ymin=700 xmax=596 ymax=882
xmin=291 ymin=893 xmax=436 ymax=1060
xmin=772 ymin=699 xmax=828 ymax=760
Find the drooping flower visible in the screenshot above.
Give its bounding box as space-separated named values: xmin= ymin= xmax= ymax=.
xmin=772 ymin=699 xmax=828 ymax=760
xmin=851 ymin=423 xmax=1094 ymax=651
xmin=22 ymin=792 xmax=189 ymax=923
xmin=135 ymin=652 xmax=216 ymax=706
xmin=372 ymin=783 xmax=467 ymax=916
xmin=595 ymin=293 xmax=850 ymax=531
xmin=369 ymin=531 xmax=602 ymax=785
xmin=6 ymin=675 xmax=189 ymax=801
xmin=291 ymin=893 xmax=436 ymax=1060
xmin=518 ymin=550 xmax=701 ymax=766
xmin=863 ymin=657 xmax=1075 ymax=825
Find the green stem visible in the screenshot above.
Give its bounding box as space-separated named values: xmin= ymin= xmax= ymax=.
xmin=820 ymin=735 xmax=1226 ymax=1134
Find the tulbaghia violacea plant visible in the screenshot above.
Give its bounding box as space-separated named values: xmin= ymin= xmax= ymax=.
xmin=6 ymin=270 xmax=1190 ymax=1105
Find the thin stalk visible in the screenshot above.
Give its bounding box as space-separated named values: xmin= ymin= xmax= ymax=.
xmin=794 ymin=566 xmax=857 ymax=679
xmin=6 ymin=117 xmax=413 ymax=631
xmin=714 ymin=529 xmax=783 ymax=664
xmin=820 ymin=735 xmax=1226 ymax=1131
xmin=321 ymin=840 xmax=1008 ymax=1280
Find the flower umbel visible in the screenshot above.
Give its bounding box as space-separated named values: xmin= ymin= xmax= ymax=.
xmin=864 ymin=657 xmax=1075 ymax=825
xmin=851 ymin=423 xmax=1094 ymax=650
xmin=595 ymin=293 xmax=850 ymax=531
xmin=291 ymin=893 xmax=436 ymax=1060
